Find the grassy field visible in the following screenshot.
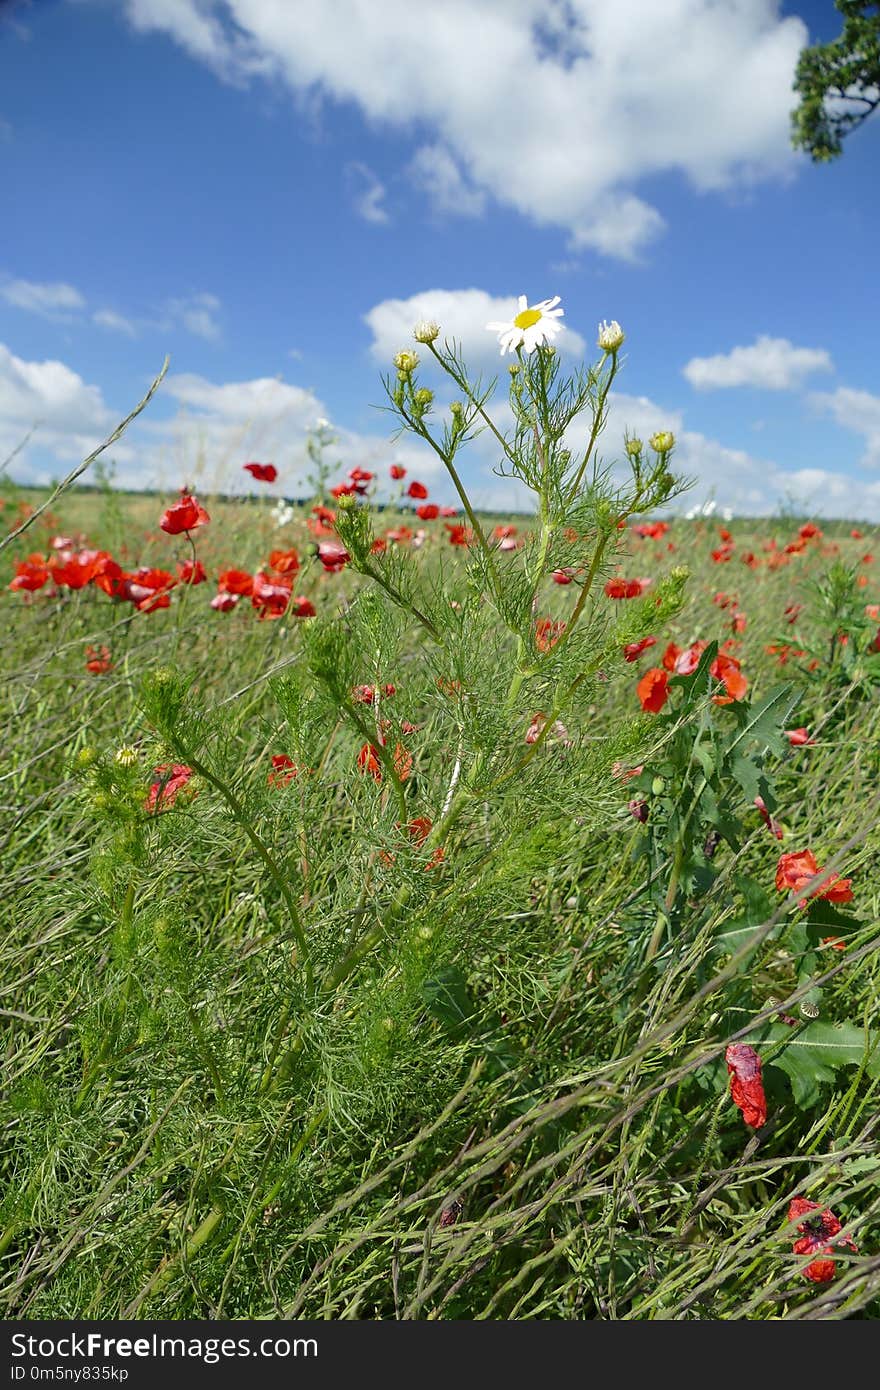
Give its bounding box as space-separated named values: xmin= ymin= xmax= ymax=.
xmin=2 ymin=472 xmax=879 ymax=1320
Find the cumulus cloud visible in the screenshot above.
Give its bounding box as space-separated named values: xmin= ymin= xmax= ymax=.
xmin=160 ymin=292 xmax=223 ymax=341
xmin=364 ymin=288 xmax=586 ymax=370
xmin=408 ymin=145 xmax=487 ymax=219
xmin=1 ymin=277 xmax=86 ymax=319
xmin=117 ymin=0 xmax=807 ymax=259
xmin=0 ymin=341 xmax=116 ymax=472
xmin=683 ymin=336 xmax=834 ymax=391
xmin=93 ymin=308 xmax=138 ymax=337
xmin=810 ymin=386 xmax=880 ymax=470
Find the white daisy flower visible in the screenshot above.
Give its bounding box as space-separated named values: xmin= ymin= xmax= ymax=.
xmin=486 ymin=295 xmax=564 ymax=356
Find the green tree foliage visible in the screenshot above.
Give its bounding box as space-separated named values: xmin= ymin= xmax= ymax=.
xmin=791 ymin=1 xmax=880 ymax=161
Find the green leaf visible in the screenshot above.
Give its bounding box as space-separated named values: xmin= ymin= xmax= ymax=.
xmin=746 ymin=1020 xmax=880 ymax=1108
xmin=726 ymin=683 xmax=799 ymax=758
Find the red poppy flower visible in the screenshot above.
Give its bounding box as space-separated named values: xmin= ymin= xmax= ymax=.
xmin=788 ymin=1197 xmax=857 ymax=1283
xmin=439 ymin=506 xmax=458 ymax=517
xmin=160 ymin=494 xmax=210 ymax=534
xmin=710 ymin=651 xmax=748 ymax=704
xmin=218 ymin=568 xmax=254 ymax=596
xmin=9 ymin=556 xmax=50 ymax=591
xmin=330 ymin=481 xmax=358 ymax=499
xmin=312 ymin=503 xmax=337 ymax=526
xmin=604 ymin=577 xmax=644 ymax=599
xmin=637 ymin=667 xmax=669 ymax=713
xmin=211 ymin=591 xmax=239 ymax=611
xmin=623 ymin=636 xmax=657 ymax=662
xmin=267 ymin=754 xmax=298 ymax=788
xmin=552 ymin=568 xmax=574 ymax=585
xmin=611 ymin=761 xmax=644 ymax=780
xmin=851 ymin=529 xmax=863 ymax=539
xmin=416 ymin=504 xmax=439 ymax=520
xmin=775 ymin=848 xmax=853 ymax=903
xmin=316 ymin=540 xmax=350 ymax=573
xmin=90 ymin=552 xmax=123 ymax=595
xmin=725 ymin=1043 xmax=766 ymax=1128
xmin=177 ymin=559 xmax=207 ymax=585
xmin=268 ymin=548 xmax=300 ymax=576
xmin=243 ymin=462 xmax=277 ymax=483
xmin=145 ymin=763 xmax=195 ymax=812
xmin=712 ymin=592 xmax=736 ymax=609
xmin=798 ymin=522 xmax=822 ymax=541
xmin=407 ymin=481 xmax=429 ymax=499
xmin=251 ymin=571 xmax=292 ymax=619
xmin=85 ymin=644 xmax=113 ymax=675
xmin=352 ymin=684 xmax=396 ymax=705
xmin=370 ymin=538 xmax=387 ymax=554
xmin=535 ymin=618 xmax=565 ymax=652
xmin=348 ymin=467 xmax=374 ymax=486
xmin=785 ymin=727 xmax=814 ymax=746
xmin=390 ymin=463 xmax=407 ymax=480
xmin=445 ymin=524 xmax=471 ymax=547
xmin=386 ymin=525 xmax=414 ymax=545
xmin=711 ymin=547 xmax=734 ymax=563
xmin=632 ymin=521 xmax=669 ymax=540
xmin=51 ymin=550 xmax=99 ymax=589
xmin=122 ymin=567 xmax=177 ymax=612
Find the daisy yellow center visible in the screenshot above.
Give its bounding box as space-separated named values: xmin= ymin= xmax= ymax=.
xmin=513 ymin=307 xmax=542 ymax=330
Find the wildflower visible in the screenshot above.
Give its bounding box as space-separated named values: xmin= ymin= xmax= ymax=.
xmin=632 ymin=521 xmax=669 ymax=540
xmin=145 ymin=764 xmax=195 ymax=812
xmin=416 ymin=504 xmax=439 ymax=520
xmin=444 ymin=523 xmax=471 ymax=547
xmin=85 ymin=644 xmax=113 ymax=675
xmin=114 ymin=745 xmax=138 ymax=767
xmin=597 ymin=319 xmax=625 ymax=353
xmin=217 ymin=569 xmax=254 ymax=597
xmin=390 ymin=463 xmax=407 ymax=480
xmin=710 ymin=651 xmax=748 ymax=704
xmin=251 ymin=571 xmax=292 ymax=619
xmin=623 ymin=636 xmax=657 ymax=662
xmin=160 ymin=494 xmax=210 ymax=534
xmin=271 ymin=500 xmax=295 ymax=527
xmin=51 ymin=551 xmax=99 ymax=589
xmin=788 ymin=1197 xmax=857 ymax=1284
xmin=851 ymin=528 xmax=864 ymax=539
xmin=776 ymin=848 xmax=853 ymax=904
xmin=605 ymin=577 xmax=644 ymax=599
xmin=122 ymin=567 xmax=177 ymax=612
xmin=357 ymin=743 xmax=382 ymax=781
xmin=413 ymin=319 xmax=440 ymax=344
xmin=649 ymin=431 xmax=675 ymax=453
xmin=637 ymin=668 xmax=670 ymax=713
xmin=612 ymin=761 xmax=644 ymax=780
xmin=785 ymin=727 xmax=814 ymax=746
xmin=393 ymin=349 xmax=419 ymax=374
xmin=628 ymin=798 xmax=649 ymax=822
xmin=316 ymin=540 xmax=350 ymax=573
xmin=9 ymin=555 xmax=50 ymax=591
xmin=486 ymin=295 xmax=564 ymax=356
xmin=407 ymin=480 xmax=429 ymax=500
xmin=176 ymin=559 xmax=207 ymax=585
xmin=211 ymin=591 xmax=239 ymax=612
xmin=535 ymin=618 xmax=565 ymax=653
xmin=268 ymin=548 xmax=300 ymax=576
xmin=725 ymin=1043 xmax=766 ymax=1128
xmin=624 ymin=438 xmax=643 ymax=458
xmin=243 ymin=462 xmax=277 ymax=483
xmin=353 ymin=684 xmax=396 ymax=705
xmin=525 ymin=711 xmax=571 ymax=746
xmin=799 ymin=522 xmax=822 ymax=541
xmin=267 ymin=754 xmax=298 ymax=788
xmin=291 ymin=595 xmax=316 ymax=618
xmin=552 ymin=568 xmax=574 ymax=585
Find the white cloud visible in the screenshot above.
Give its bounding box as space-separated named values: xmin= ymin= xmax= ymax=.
xmin=364 ymin=288 xmax=586 ymax=369
xmin=347 ymin=162 xmax=390 ymax=225
xmin=161 ymin=292 xmax=223 ymax=341
xmin=408 ymin=145 xmax=487 ymax=219
xmin=93 ymin=308 xmax=138 ymax=337
xmin=118 ymin=0 xmax=807 ymax=259
xmin=811 ymin=386 xmax=880 ymax=470
xmin=683 ymin=335 xmax=834 ymax=391
xmin=0 ymin=341 xmax=116 ymax=471
xmin=1 ymin=278 xmax=86 ymax=319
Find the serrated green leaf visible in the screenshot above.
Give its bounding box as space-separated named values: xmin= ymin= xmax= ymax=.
xmin=746 ymin=1020 xmax=880 ymax=1107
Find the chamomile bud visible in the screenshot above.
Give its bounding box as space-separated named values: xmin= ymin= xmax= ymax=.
xmin=597 ymin=319 xmax=625 ymax=353
xmin=413 ymin=320 xmax=440 ymax=344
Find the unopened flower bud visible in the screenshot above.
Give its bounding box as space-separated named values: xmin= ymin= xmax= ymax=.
xmin=450 ymin=400 xmax=463 ymax=417
xmin=77 ymin=746 xmax=97 ymax=767
xmin=597 ymin=319 xmax=625 ymax=353
xmin=413 ymin=319 xmax=440 ymax=344
xmin=114 ymin=745 xmax=139 ymax=767
xmin=625 ymin=437 xmax=643 ymax=458
xmin=336 ymin=493 xmax=356 ymax=510
xmin=414 ymin=388 xmax=434 ymax=408
xmin=393 ymin=350 xmax=419 ymax=374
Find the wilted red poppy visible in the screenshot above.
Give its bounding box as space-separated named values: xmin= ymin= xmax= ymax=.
xmin=785 ymin=727 xmax=814 ymax=746
xmin=623 ymin=636 xmax=657 ymax=662
xmin=416 ymin=504 xmax=439 ymax=520
xmin=535 ymin=618 xmax=565 ymax=652
xmin=525 ymin=711 xmax=571 ymax=746
xmin=390 ymin=463 xmax=407 ymax=480
xmin=637 ymin=667 xmax=669 ymax=713
xmin=407 ymin=481 xmax=429 ymax=499
xmin=177 ymin=559 xmax=207 ymax=585
xmin=267 ymin=754 xmax=298 ymax=788
xmin=725 ymin=1043 xmax=766 ymax=1128
xmin=755 ymin=795 xmax=783 ymax=840
xmin=218 ymin=568 xmax=254 ymax=596
xmin=775 ymin=848 xmax=853 ymax=903
xmin=243 ymin=462 xmax=277 ymax=483
xmin=268 ymin=548 xmax=300 ymax=575
xmin=357 ymin=743 xmax=382 ymax=781
xmin=788 ymin=1197 xmax=857 ymax=1283
xmin=160 ymin=494 xmax=210 ymax=534
xmin=85 ymin=644 xmax=113 ymax=674
xmin=145 ymin=763 xmax=195 ymax=812
xmin=9 ymin=556 xmax=50 ymax=591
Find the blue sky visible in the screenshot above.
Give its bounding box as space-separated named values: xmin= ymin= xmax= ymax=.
xmin=1 ymin=0 xmax=878 ymax=516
